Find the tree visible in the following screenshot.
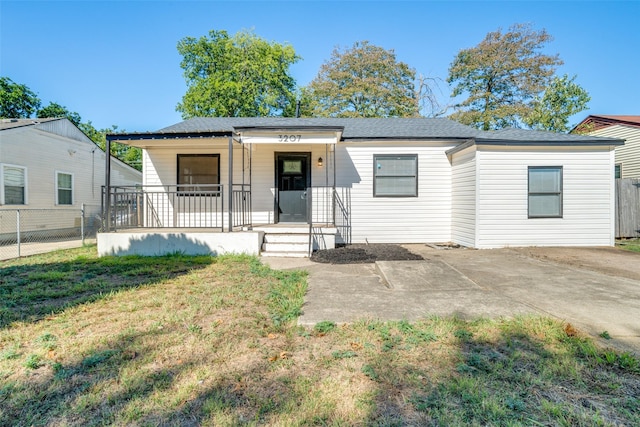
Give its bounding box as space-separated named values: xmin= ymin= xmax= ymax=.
xmin=447 ymin=23 xmax=563 ymax=130
xmin=37 ymin=102 xmax=82 ymax=126
xmin=524 ymin=75 xmax=590 ymax=132
xmin=176 ymin=29 xmax=300 ymax=118
xmin=302 ymin=41 xmax=419 ymax=118
xmin=0 ymin=76 xmax=41 ymax=118
xmin=79 ymin=122 xmax=142 ymax=171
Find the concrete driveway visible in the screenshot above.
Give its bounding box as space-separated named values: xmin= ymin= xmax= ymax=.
xmin=263 ymin=245 xmax=640 ymax=354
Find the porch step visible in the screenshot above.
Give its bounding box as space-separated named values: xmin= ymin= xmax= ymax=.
xmin=261 ymin=234 xmax=310 ymax=257
xmin=260 ymin=251 xmax=309 ymax=258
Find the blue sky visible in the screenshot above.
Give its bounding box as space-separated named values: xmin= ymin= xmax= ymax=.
xmin=1 ymin=0 xmax=638 ymax=132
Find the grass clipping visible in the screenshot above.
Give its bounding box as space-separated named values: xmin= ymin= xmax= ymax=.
xmin=0 ymin=246 xmax=638 ymax=426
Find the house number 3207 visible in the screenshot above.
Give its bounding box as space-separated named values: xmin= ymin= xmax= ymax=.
xmin=278 ymin=134 xmax=302 ymax=142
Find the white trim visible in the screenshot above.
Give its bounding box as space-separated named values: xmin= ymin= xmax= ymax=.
xmin=0 ymin=163 xmax=28 ymax=205
xmin=55 ymin=170 xmax=74 ymax=206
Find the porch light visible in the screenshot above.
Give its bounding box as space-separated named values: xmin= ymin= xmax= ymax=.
xmin=317 ymin=157 xmax=324 ymax=167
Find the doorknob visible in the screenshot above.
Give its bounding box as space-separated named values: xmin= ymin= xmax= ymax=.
xmin=301 ymin=192 xmax=307 ymax=200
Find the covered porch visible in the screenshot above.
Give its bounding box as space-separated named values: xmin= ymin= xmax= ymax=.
xmin=99 ymin=124 xmax=350 ymax=257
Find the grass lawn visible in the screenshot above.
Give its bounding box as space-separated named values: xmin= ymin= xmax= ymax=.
xmin=1 ymin=246 xmax=638 ymax=426
xmin=617 ymin=238 xmax=640 ymax=253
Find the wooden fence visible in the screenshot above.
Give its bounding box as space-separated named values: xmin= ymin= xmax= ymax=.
xmin=616 ymin=178 xmax=640 ymax=238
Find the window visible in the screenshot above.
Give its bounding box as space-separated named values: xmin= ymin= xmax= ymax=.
xmin=2 ymin=164 xmax=27 ymax=205
xmin=615 ymin=164 xmax=622 ymax=179
xmin=528 ymin=166 xmax=562 ymax=218
xmin=177 ymin=154 xmax=220 ymax=193
xmin=374 ymin=154 xmax=418 ymax=197
xmin=56 ymin=172 xmax=73 ymax=205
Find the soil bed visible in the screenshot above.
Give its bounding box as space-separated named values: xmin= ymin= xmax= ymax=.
xmin=311 ymin=243 xmax=424 ymax=264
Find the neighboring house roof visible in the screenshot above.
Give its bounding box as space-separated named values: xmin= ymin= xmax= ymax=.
xmin=573 ymin=115 xmax=640 ymax=132
xmin=108 ymin=117 xmax=623 ymax=147
xmin=0 ymin=117 xmax=61 ymax=130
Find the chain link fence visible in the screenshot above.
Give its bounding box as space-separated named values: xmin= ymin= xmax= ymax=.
xmin=0 ymin=204 xmax=102 ymax=260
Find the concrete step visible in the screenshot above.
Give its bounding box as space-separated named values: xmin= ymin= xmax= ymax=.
xmin=263 ymin=234 xmax=310 ymax=244
xmin=262 ymin=242 xmax=309 ymax=252
xmin=260 ymin=251 xmax=309 ymax=258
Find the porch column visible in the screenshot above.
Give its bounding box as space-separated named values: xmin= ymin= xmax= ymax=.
xmin=228 ymin=135 xmax=233 ymax=232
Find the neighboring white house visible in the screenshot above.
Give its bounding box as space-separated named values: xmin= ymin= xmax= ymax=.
xmin=99 ymin=117 xmax=622 ymax=256
xmin=573 ymin=115 xmax=640 ymax=179
xmin=0 ymin=118 xmax=142 ymax=236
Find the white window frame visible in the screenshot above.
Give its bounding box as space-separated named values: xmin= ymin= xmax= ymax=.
xmin=373 ymin=154 xmax=418 ymax=197
xmin=55 ymin=170 xmax=74 ymax=205
xmin=528 ymin=166 xmax=563 ymax=218
xmin=1 ymin=163 xmax=28 ymax=205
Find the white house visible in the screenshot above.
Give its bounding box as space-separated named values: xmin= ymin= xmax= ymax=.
xmin=573 ymin=115 xmax=640 ymax=179
xmin=0 ymin=118 xmax=142 ymax=237
xmin=98 ymin=117 xmax=623 ymax=256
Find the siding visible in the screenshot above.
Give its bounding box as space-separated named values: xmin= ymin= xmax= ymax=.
xmin=591 ymin=125 xmax=640 ymax=178
xmin=475 ymin=147 xmax=615 ymax=248
xmin=1 ymin=125 xmax=140 ymax=210
xmin=337 ymin=141 xmax=455 ymax=243
xmin=450 ymin=147 xmax=476 ymax=247
xmin=145 ymin=141 xmax=332 ymax=225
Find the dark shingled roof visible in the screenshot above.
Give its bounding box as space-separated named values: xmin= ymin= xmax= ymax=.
xmin=0 ymin=117 xmax=61 ymax=131
xmin=158 ymin=117 xmax=480 ymax=139
xmin=108 ymin=117 xmax=623 ymax=146
xmin=477 ymin=128 xmax=622 ymax=144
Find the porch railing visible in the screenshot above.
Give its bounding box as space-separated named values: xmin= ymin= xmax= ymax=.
xmin=103 ymin=185 xmax=225 ymax=231
xmin=232 ymin=184 xmax=252 ymax=228
xmin=307 ymin=186 xmax=351 ymax=254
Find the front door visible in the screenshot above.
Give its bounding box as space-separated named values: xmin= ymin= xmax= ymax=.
xmin=276 ymin=153 xmax=310 ymax=223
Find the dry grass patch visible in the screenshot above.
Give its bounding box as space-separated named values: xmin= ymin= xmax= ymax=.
xmin=0 ymin=246 xmax=638 ymax=426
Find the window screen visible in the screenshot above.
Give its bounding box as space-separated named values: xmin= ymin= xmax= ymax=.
xmin=528 ymin=166 xmax=562 ymax=218
xmin=3 ymin=165 xmax=26 ymax=205
xmin=57 ymin=172 xmax=73 ymax=205
xmin=177 ymin=154 xmax=220 ymax=193
xmin=374 ymin=154 xmax=418 ymax=197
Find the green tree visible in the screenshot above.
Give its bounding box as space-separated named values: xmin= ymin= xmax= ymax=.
xmin=524 ymin=75 xmax=590 ymax=132
xmin=0 ymin=77 xmax=41 ymax=118
xmin=447 ymin=23 xmax=563 ymax=130
xmin=176 ymin=29 xmax=300 ymax=118
xmin=37 ymin=102 xmax=82 ymax=126
xmin=302 ymin=41 xmax=419 ymax=118
xmin=79 ymin=122 xmax=142 ymax=171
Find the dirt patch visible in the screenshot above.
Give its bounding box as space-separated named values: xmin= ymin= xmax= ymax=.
xmin=311 ymin=244 xmax=425 ymax=264
xmin=512 ymin=246 xmax=640 ymax=281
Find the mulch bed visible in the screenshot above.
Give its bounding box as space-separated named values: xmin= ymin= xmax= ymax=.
xmin=311 ymin=244 xmax=424 ymax=264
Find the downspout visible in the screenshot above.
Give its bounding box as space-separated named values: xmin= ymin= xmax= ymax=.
xmin=104 ymin=136 xmax=111 ymax=232
xmin=228 ymin=135 xmax=233 ymax=232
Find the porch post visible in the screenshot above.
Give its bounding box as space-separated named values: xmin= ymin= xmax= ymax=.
xmin=228 ymin=135 xmax=233 ymax=232
xmin=104 ymin=136 xmax=111 ymax=232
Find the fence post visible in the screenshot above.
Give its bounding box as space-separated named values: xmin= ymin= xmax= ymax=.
xmin=16 ymin=210 xmax=21 ymax=257
xmin=81 ymin=203 xmax=85 ymax=245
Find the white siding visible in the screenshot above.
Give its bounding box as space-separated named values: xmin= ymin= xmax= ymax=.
xmin=591 ymin=125 xmax=640 ymax=178
xmin=451 ymin=147 xmax=476 ymax=247
xmin=0 ymin=125 xmax=140 ymax=211
xmin=475 ymin=146 xmax=615 ymax=248
xmin=144 ymin=141 xmax=331 ymax=226
xmin=336 ymin=141 xmax=455 ymax=243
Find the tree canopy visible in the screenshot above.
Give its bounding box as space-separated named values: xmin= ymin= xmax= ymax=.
xmin=0 ymin=77 xmax=140 ymax=170
xmin=301 ymin=41 xmax=420 ymax=118
xmin=523 ymin=74 xmax=591 ymax=132
xmin=447 ymin=23 xmax=567 ymax=130
xmin=0 ymin=76 xmax=41 ymax=118
xmin=37 ymin=102 xmax=82 ymax=126
xmin=176 ymin=29 xmax=300 ymax=118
